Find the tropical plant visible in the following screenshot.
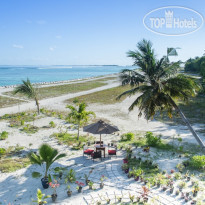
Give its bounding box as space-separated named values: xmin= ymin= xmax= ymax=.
xmin=176 ymin=163 xmax=185 ymax=172
xmin=129 ymin=193 xmax=135 ymax=202
xmin=178 ymin=181 xmax=186 ymax=189
xmin=28 ymin=144 xmax=66 ymax=179
xmin=66 ymin=101 xmax=95 ymax=140
xmin=88 ymin=180 xmax=94 ymax=189
xmin=0 ymin=148 xmax=6 ymax=156
xmin=145 ymin=132 xmax=161 ymax=147
xmin=189 ymin=155 xmax=205 ymax=169
xmin=32 ymin=189 xmax=50 ymax=205
xmin=121 ymin=132 xmax=135 ymax=141
xmin=117 ymin=39 xmax=205 ymax=149
xmin=141 ymin=186 xmax=149 ymax=198
xmin=53 ymin=166 xmax=66 ymax=179
xmin=13 ymin=78 xmax=40 ymax=114
xmin=100 ymin=175 xmax=107 ymax=182
xmin=65 ymin=169 xmax=76 ymax=183
xmin=174 ymin=172 xmax=182 ymax=180
xmin=49 ymin=180 xmax=60 ymax=195
xmin=49 ymin=121 xmax=56 ymax=128
xmin=0 ymin=131 xmax=9 ymax=140
xmin=133 ymin=168 xmax=143 ymax=178
xmin=76 ymin=181 xmax=85 ymax=190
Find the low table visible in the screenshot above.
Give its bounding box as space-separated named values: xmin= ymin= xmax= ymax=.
xmin=95 ymin=146 xmax=106 ymax=158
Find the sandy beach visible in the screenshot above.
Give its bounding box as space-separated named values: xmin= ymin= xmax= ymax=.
xmin=0 ymin=75 xmax=204 ymax=205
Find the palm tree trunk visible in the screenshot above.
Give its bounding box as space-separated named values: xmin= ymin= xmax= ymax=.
xmin=35 ymin=98 xmax=40 ymax=115
xmin=170 ymin=98 xmax=205 ymax=149
xmin=77 ymin=124 xmax=80 ymax=140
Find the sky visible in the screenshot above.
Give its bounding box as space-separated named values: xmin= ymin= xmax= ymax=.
xmin=0 ymin=0 xmax=205 ymax=65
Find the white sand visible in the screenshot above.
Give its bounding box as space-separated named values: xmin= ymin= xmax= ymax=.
xmin=0 ymin=76 xmax=204 ymax=204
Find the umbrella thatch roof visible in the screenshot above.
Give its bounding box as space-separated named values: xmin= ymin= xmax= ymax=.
xmin=83 ymin=120 xmax=119 ymax=135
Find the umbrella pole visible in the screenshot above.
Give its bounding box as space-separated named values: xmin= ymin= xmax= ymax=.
xmin=100 ymin=134 xmax=101 ymax=146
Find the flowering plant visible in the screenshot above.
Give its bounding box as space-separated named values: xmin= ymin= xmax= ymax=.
xmin=76 ymin=181 xmax=85 ymax=190
xmin=84 ymin=169 xmax=93 ymax=181
xmin=49 ymin=180 xmax=59 ymax=195
xmin=192 ymin=185 xmax=200 ymax=193
xmin=141 ymin=186 xmax=149 ymax=197
xmin=100 ymin=175 xmax=107 ymax=182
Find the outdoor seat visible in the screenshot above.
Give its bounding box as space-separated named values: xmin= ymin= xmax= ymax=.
xmin=108 ymin=147 xmax=117 ymax=158
xmin=91 ymin=151 xmax=102 ymax=161
xmin=83 ymin=146 xmax=94 ymax=157
xmin=108 ymin=150 xmax=116 ymax=155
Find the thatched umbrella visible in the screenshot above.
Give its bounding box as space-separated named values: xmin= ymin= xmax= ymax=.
xmin=83 ymin=120 xmax=119 ymax=145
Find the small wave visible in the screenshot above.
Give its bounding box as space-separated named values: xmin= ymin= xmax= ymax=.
xmin=37 ymin=66 xmax=73 ymax=69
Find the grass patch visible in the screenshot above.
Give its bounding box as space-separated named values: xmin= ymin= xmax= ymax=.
xmin=21 ymin=124 xmax=39 ymax=134
xmin=0 ymin=111 xmax=42 ymax=128
xmin=4 ymin=78 xmax=114 ymax=100
xmin=118 ymin=131 xmax=200 ymax=155
xmin=155 ymin=95 xmax=205 ymax=125
xmin=0 ymin=157 xmax=31 ymax=172
xmin=0 ymin=96 xmax=25 ymax=108
xmin=65 ymin=85 xmax=131 ymax=105
xmin=128 ymin=157 xmax=160 ymax=178
xmin=0 ymin=145 xmax=30 ymax=173
xmin=52 ymin=133 xmax=94 ymax=150
xmin=37 ymin=80 xmax=107 ymax=99
xmin=0 ymin=145 xmax=25 ymax=157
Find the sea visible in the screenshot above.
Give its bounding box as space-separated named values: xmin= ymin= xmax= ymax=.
xmin=0 ymin=65 xmax=133 ymax=86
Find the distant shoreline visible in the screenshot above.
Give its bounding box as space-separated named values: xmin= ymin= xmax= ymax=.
xmin=0 ymin=65 xmax=133 ymax=87
xmin=0 ymin=73 xmax=119 ymax=89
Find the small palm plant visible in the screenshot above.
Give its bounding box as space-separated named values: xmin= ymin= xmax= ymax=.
xmin=117 ymin=39 xmax=205 ymax=149
xmin=32 ymin=189 xmax=50 ymax=205
xmin=66 ymin=100 xmax=95 ymax=140
xmin=29 ymin=144 xmax=66 ymax=188
xmin=13 ymin=78 xmax=40 ymax=114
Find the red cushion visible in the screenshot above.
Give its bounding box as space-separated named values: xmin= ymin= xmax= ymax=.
xmin=108 ymin=150 xmax=116 ymax=155
xmin=84 ymin=149 xmax=94 ymax=154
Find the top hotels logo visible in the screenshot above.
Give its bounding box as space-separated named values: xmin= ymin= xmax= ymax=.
xmin=143 ymin=6 xmax=204 ymax=36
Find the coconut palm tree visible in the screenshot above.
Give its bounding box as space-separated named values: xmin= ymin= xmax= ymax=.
xmin=117 ymin=39 xmax=205 ymax=149
xmin=66 ymin=101 xmax=95 ymax=140
xmin=29 ymin=144 xmax=66 ymax=183
xmin=13 ymin=78 xmax=40 ymax=114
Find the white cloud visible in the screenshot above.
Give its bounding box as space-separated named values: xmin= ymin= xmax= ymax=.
xmin=49 ymin=46 xmax=55 ymax=51
xmin=36 ymin=20 xmax=46 ymax=25
xmin=56 ymin=35 xmax=62 ymax=39
xmin=13 ymin=44 xmax=24 ymax=49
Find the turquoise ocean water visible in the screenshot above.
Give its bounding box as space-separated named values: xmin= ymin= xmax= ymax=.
xmin=0 ymin=65 xmax=133 ymax=86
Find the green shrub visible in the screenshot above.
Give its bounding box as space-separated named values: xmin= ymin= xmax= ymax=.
xmin=40 ymin=108 xmax=46 ymax=114
xmin=20 ymin=112 xmax=26 ymax=116
xmin=58 ymin=114 xmax=63 ymax=119
xmin=121 ymin=132 xmax=135 ymax=141
xmin=22 ymin=124 xmax=38 ymax=134
xmin=0 ymin=131 xmax=8 ymax=140
xmin=23 ymin=124 xmax=30 ymax=131
xmin=0 ymin=148 xmax=6 ymax=156
xmin=53 ymin=133 xmax=93 ymax=149
xmin=49 ymin=121 xmax=56 ymax=128
xmin=65 ymin=169 xmax=76 ymax=183
xmin=145 ymin=132 xmax=161 ymax=147
xmin=189 ymin=155 xmax=205 ymax=169
xmin=21 ymin=120 xmax=25 ymax=126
